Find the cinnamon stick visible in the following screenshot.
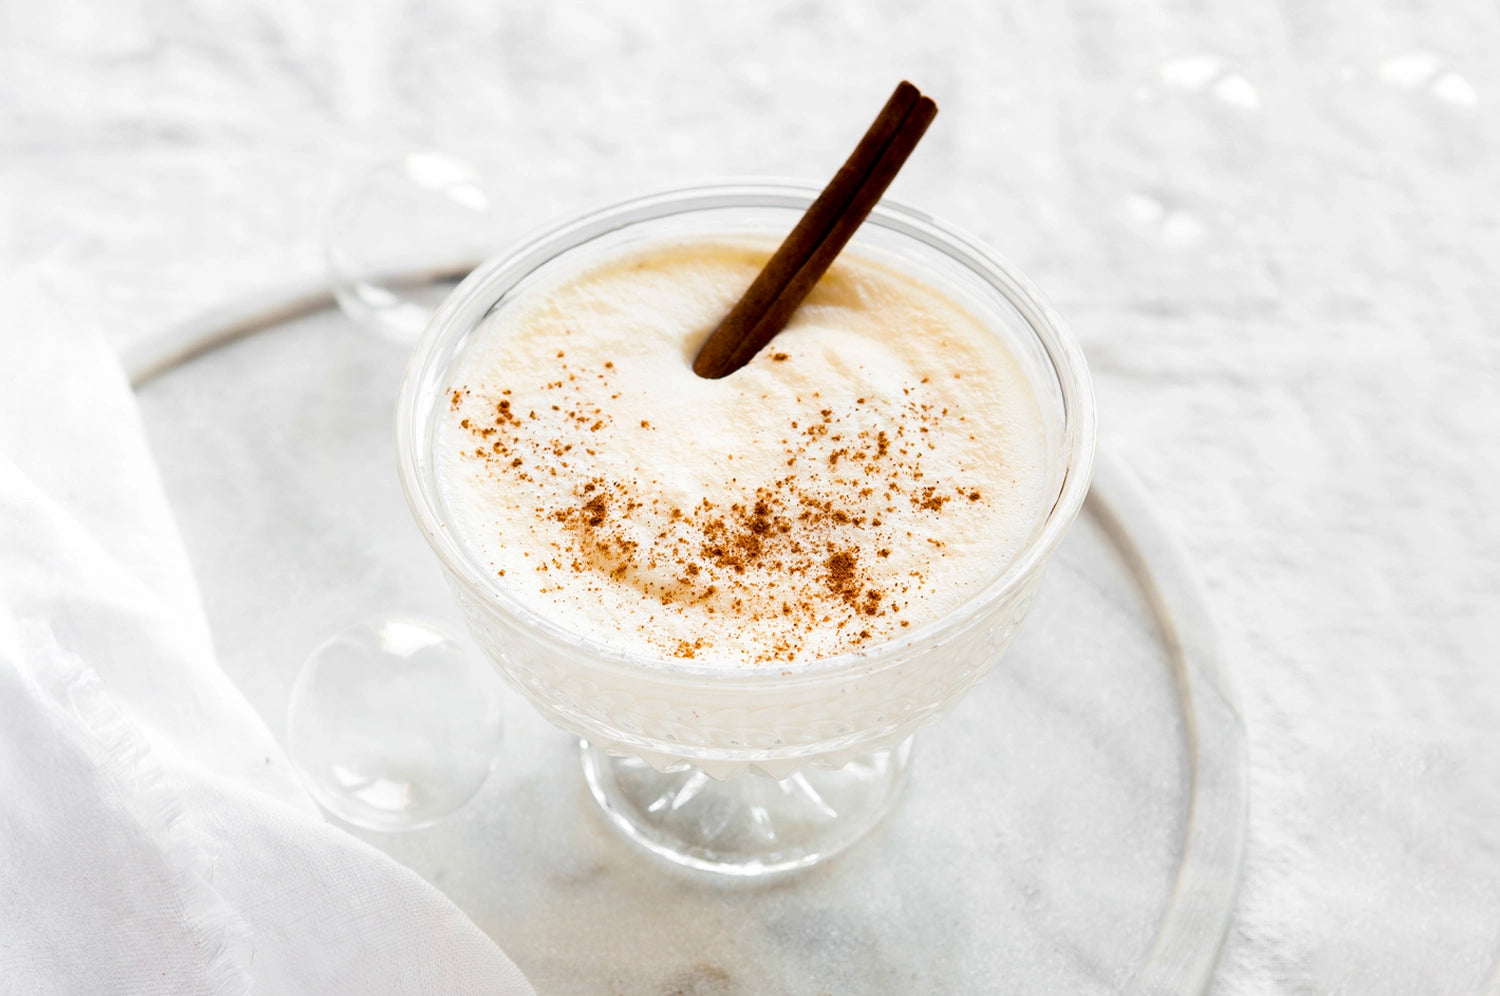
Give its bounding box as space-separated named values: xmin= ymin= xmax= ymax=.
xmin=693 ymin=82 xmax=938 ymax=379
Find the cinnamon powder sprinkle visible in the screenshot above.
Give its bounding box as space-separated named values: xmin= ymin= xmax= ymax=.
xmin=448 ymin=356 xmax=993 ymax=665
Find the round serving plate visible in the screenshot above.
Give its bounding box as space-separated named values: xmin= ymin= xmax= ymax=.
xmin=129 ymin=276 xmax=1245 ymax=996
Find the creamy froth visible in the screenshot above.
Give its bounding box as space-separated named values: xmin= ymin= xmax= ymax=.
xmin=435 ymin=237 xmax=1051 ymax=667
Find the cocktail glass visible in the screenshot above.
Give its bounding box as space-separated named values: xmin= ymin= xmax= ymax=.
xmin=396 ymin=181 xmax=1096 ymax=875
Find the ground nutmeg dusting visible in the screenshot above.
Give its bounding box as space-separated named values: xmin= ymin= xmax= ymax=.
xmin=447 ymin=345 xmax=993 ymax=665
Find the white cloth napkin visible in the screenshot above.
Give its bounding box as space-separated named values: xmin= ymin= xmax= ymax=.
xmin=0 ymin=268 xmax=535 ymax=995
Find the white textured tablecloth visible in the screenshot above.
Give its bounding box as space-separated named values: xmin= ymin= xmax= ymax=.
xmin=0 ymin=274 xmax=535 ymax=993
xmin=4 ymin=2 xmax=1498 ymax=992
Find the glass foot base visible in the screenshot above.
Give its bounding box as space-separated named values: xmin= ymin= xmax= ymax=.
xmin=286 ymin=617 xmax=503 ymax=831
xmin=580 ymin=737 xmax=913 ymax=876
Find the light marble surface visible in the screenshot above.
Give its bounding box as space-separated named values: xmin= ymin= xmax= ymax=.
xmin=7 ymin=1 xmax=1500 ymax=992
xmin=134 ymin=302 xmax=1208 ymax=993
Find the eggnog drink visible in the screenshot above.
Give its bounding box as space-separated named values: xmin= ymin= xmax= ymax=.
xmin=434 ymin=236 xmax=1051 ymax=669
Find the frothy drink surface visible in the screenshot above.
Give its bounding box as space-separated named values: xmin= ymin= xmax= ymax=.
xmin=436 ymin=238 xmax=1051 ymax=667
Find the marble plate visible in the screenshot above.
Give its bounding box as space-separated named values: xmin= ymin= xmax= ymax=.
xmin=131 ymin=279 xmax=1245 ymax=995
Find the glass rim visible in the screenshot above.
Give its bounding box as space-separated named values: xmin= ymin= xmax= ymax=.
xmin=396 ymin=178 xmax=1097 ymax=686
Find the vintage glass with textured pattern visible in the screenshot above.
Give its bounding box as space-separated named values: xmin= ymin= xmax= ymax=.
xmin=397 ymin=182 xmax=1096 ymax=875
